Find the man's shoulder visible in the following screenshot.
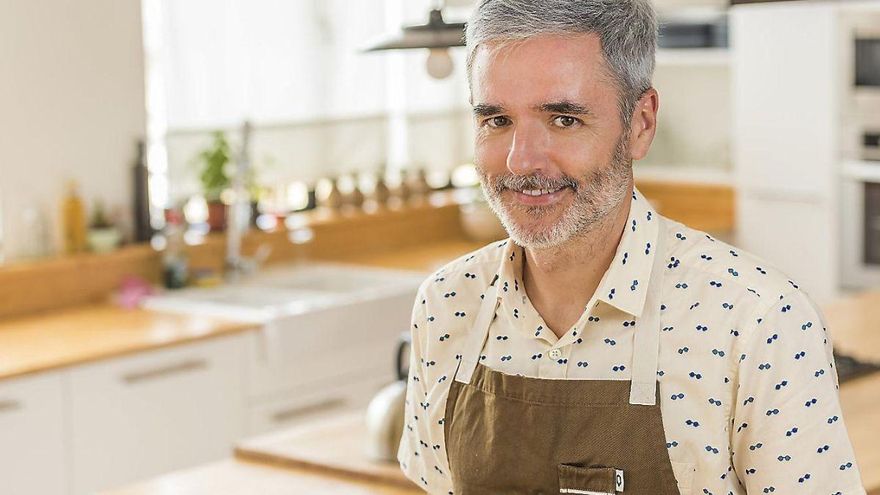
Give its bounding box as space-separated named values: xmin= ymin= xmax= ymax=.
xmin=661 ymin=216 xmax=804 ymax=304
xmin=416 ymin=238 xmax=510 ymax=300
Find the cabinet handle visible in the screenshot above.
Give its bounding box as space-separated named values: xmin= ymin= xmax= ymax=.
xmin=271 ymin=397 xmax=348 ymax=424
xmin=121 ymin=358 xmax=209 ymax=385
xmin=0 ymin=400 xmax=21 ymax=414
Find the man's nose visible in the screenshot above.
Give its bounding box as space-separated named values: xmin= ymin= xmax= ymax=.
xmin=506 ymin=123 xmax=549 ymax=176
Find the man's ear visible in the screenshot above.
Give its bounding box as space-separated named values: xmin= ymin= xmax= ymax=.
xmin=627 ymin=88 xmax=659 ymax=161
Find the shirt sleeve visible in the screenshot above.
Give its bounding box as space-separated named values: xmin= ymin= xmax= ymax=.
xmin=397 ymin=285 xmax=454 ymax=494
xmin=730 ymin=288 xmax=866 ymax=494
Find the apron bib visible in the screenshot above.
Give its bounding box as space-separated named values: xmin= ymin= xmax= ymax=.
xmin=443 ymin=217 xmax=683 ymax=494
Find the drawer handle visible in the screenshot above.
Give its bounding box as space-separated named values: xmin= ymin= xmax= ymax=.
xmin=0 ymin=400 xmax=22 ymax=414
xmin=121 ymin=358 xmax=209 ymax=385
xmin=271 ymin=397 xmax=348 ymax=423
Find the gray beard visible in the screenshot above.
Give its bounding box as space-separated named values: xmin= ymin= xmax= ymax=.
xmin=478 ymin=134 xmax=632 ymax=249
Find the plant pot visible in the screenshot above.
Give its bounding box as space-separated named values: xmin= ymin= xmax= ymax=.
xmin=87 ymin=227 xmax=121 ymax=253
xmin=207 ymin=201 xmax=227 ymax=232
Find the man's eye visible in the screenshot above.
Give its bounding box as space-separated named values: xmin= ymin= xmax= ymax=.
xmin=552 ymin=115 xmax=581 ymax=128
xmin=486 ymin=116 xmax=511 ymax=128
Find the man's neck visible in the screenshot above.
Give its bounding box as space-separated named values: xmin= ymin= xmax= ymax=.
xmin=521 ymin=183 xmax=634 ymax=338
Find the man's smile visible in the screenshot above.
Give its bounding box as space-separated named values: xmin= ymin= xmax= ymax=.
xmin=508 ymin=185 xmax=572 ymax=207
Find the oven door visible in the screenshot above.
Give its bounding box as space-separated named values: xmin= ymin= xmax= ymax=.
xmin=840 ymin=173 xmax=880 ymax=289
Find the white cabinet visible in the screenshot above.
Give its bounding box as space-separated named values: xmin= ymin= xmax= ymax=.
xmin=0 ymin=372 xmax=67 ymax=495
xmin=731 ymin=1 xmax=843 ymax=304
xmin=67 ymin=335 xmax=245 ymax=495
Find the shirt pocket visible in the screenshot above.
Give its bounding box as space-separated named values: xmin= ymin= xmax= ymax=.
xmin=557 ymin=463 xmax=622 ymax=494
xmin=670 ymin=461 xmax=696 ymax=495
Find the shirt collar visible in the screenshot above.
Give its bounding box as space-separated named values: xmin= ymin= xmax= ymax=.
xmin=494 ymin=185 xmax=660 ymax=320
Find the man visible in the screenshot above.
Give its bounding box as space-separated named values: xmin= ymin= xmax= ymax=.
xmin=398 ymin=1 xmax=866 ymax=494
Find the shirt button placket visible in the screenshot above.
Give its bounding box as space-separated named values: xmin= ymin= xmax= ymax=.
xmin=542 ymin=347 xmax=568 ymax=378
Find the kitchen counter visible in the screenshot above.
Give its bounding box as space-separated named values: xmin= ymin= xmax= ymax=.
xmin=102 ymin=458 xmax=421 ymax=495
xmin=0 ymin=239 xmax=487 ymax=381
xmin=0 ymin=303 xmax=258 ymax=380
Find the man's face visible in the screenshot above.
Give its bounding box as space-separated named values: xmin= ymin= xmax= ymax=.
xmin=470 ymin=34 xmax=633 ymax=249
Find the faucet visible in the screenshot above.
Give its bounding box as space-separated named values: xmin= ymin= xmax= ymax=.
xmin=225 ymin=120 xmax=271 ymax=281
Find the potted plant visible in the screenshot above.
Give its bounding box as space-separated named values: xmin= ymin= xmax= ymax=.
xmin=87 ymin=200 xmax=122 ymax=253
xmin=195 ymin=131 xmax=232 ymax=231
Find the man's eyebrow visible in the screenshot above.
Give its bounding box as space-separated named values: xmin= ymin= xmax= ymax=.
xmin=472 ymin=104 xmax=505 ymax=117
xmin=537 ymin=101 xmax=592 ymax=115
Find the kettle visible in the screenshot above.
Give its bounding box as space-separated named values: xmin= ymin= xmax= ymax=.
xmin=365 ymin=330 xmax=411 ymax=462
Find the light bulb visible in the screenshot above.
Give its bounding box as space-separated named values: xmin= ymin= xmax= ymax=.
xmin=426 ymin=48 xmax=454 ymax=79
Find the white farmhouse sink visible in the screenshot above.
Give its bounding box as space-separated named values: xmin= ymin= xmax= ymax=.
xmin=142 ymin=262 xmax=425 ymax=323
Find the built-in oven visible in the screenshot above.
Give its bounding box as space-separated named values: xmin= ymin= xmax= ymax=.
xmin=839 ymin=8 xmax=880 ymax=290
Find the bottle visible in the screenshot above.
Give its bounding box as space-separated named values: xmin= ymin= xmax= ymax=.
xmin=133 ymin=140 xmax=153 ymax=243
xmin=373 ymin=168 xmax=391 ymax=205
xmin=61 ymin=180 xmax=87 ymax=254
xmin=411 ymin=168 xmax=431 ymax=197
xmin=318 ymin=176 xmax=344 ymax=209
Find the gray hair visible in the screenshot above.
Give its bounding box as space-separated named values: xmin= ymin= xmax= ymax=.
xmin=465 ymin=0 xmax=658 ymax=127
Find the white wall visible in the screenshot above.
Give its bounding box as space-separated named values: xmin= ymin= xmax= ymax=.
xmin=0 ymin=0 xmax=147 ymax=260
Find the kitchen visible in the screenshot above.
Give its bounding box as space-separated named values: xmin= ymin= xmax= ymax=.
xmin=1 ymin=0 xmax=879 ymax=494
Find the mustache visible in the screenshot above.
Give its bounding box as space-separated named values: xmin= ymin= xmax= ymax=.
xmin=488 ymin=174 xmax=579 ymax=194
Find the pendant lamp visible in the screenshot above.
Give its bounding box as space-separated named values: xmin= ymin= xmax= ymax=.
xmin=363 ymin=2 xmax=466 ymax=80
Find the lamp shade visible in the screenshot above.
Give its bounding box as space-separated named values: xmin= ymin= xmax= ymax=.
xmin=364 ymin=9 xmax=465 ymax=51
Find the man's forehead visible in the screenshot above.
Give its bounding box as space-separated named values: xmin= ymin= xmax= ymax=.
xmin=469 ymin=34 xmax=614 ymax=109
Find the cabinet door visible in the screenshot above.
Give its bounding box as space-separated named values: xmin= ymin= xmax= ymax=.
xmin=68 ymin=335 xmax=245 ymax=495
xmin=0 ymin=372 xmax=67 ymax=495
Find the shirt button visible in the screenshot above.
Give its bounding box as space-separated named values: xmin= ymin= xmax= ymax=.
xmin=549 ymin=349 xmax=562 ymax=359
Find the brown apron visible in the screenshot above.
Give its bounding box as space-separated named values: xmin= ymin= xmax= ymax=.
xmin=443 ymin=217 xmax=683 ymax=494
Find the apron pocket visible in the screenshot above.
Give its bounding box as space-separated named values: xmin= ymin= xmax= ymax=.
xmin=670 ymin=461 xmax=695 ymax=495
xmin=557 ymin=463 xmax=622 ymax=494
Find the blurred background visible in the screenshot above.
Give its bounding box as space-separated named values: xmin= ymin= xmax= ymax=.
xmin=0 ymin=0 xmax=879 ymax=494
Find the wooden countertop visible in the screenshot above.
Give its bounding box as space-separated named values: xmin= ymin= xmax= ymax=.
xmin=822 ymin=290 xmax=880 ymax=366
xmin=102 ymin=458 xmax=420 ymax=495
xmin=0 ymin=304 xmax=258 ymax=380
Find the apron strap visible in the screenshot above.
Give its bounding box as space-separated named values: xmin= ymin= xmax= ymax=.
xmin=629 ymin=217 xmax=667 ymax=406
xmin=454 ymin=284 xmax=501 ymax=385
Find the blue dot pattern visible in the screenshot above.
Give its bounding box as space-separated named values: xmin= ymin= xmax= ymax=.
xmin=397 ymin=186 xmax=865 ymax=495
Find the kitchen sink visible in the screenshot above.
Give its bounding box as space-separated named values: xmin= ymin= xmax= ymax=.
xmin=141 ymin=260 xmax=424 ymax=436
xmin=142 ymin=262 xmax=425 ymax=322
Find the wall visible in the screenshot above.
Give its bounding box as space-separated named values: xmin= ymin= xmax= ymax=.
xmin=0 ymin=0 xmax=147 ymax=261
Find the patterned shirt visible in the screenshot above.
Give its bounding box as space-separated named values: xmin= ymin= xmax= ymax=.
xmin=398 ymin=186 xmax=866 ymax=495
